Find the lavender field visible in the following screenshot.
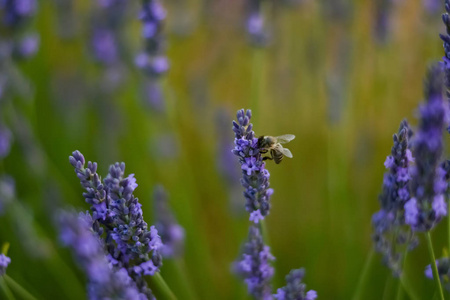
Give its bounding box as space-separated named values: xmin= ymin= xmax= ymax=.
xmin=0 ymin=0 xmax=449 ymax=299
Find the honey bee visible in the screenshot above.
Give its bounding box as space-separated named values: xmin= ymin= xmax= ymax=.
xmin=258 ymin=134 xmax=295 ymax=164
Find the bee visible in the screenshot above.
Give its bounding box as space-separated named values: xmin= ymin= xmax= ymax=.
xmin=258 ymin=134 xmax=295 ymax=164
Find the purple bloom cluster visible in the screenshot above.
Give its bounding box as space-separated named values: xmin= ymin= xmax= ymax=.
xmin=372 ymin=120 xmax=418 ymax=276
xmin=234 ymin=225 xmax=274 ymax=300
xmin=246 ymin=0 xmax=270 ymax=47
xmin=232 ymin=109 xmax=273 ymax=223
xmin=69 ymin=151 xmax=163 ymax=280
xmin=424 ymin=257 xmax=450 ymax=291
xmin=404 ymin=65 xmax=449 ymax=231
xmin=58 ymin=211 xmax=151 ymax=300
xmin=0 ymin=125 xmax=12 ymax=159
xmin=274 ymin=268 xmax=317 ymax=300
xmin=90 ymin=0 xmax=127 ymax=66
xmin=424 ymin=0 xmax=441 ymax=14
xmin=135 ymin=0 xmax=168 ymax=110
xmin=0 ymin=0 xmax=39 ymax=60
xmin=0 ymin=253 xmax=11 ymax=276
xmin=135 ymin=0 xmax=168 ymax=77
xmin=441 ymin=0 xmax=450 ymax=108
xmin=153 ymin=185 xmax=185 ymax=258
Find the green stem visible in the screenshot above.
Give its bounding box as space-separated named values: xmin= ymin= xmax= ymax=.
xmin=382 ymin=276 xmax=393 ymax=300
xmin=146 ymin=272 xmax=177 ymax=300
xmin=260 ymin=219 xmax=271 ymax=247
xmin=3 ymin=276 xmax=37 ymax=300
xmin=448 ymin=198 xmax=450 ymax=252
xmin=395 ymin=279 xmax=404 ymax=300
xmin=425 ymin=232 xmax=445 ymax=300
xmin=352 ymin=248 xmax=376 ymax=300
xmin=0 ymin=277 xmax=15 ymax=300
xmin=399 ymin=273 xmax=420 ymax=300
xmin=1 ymin=243 xmax=10 ymax=255
xmin=173 ymin=258 xmax=198 ymax=300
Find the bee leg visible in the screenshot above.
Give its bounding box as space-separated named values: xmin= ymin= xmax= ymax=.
xmin=262 ymin=156 xmax=273 ymax=161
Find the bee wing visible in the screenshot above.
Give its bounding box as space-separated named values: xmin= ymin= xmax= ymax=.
xmin=275 ymin=134 xmax=295 ymax=144
xmin=276 ymin=144 xmax=293 ymax=158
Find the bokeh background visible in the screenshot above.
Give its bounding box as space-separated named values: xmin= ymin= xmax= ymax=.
xmin=0 ymin=0 xmax=448 ymax=299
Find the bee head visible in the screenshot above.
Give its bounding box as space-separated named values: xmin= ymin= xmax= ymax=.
xmin=258 ymin=136 xmax=276 ymax=148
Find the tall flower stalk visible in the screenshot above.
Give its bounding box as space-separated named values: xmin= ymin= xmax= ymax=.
xmin=135 ymin=0 xmax=169 ymax=111
xmin=232 ymin=109 xmax=316 ymax=299
xmin=372 ymin=120 xmax=417 ymax=277
xmin=232 ymin=109 xmax=273 ymax=223
xmin=403 ymin=65 xmax=448 ymax=300
xmin=58 ymin=211 xmax=148 ymax=299
xmin=69 ymin=150 xmax=177 ymax=299
xmin=234 ymin=225 xmax=274 ymax=299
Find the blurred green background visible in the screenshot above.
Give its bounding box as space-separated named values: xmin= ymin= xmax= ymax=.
xmin=0 ymin=0 xmax=448 ymax=299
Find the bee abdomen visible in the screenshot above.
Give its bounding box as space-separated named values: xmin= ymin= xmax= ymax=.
xmin=272 ymin=150 xmax=283 ymax=164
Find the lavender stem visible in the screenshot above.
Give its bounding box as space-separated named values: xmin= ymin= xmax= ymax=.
xmin=1 ymin=243 xmax=9 ymax=255
xmin=0 ymin=278 xmax=15 ymax=300
xmin=146 ymin=272 xmax=177 ymax=300
xmin=425 ymin=232 xmax=444 ymax=300
xmin=352 ymin=248 xmax=375 ymax=300
xmin=3 ymin=276 xmax=37 ymax=300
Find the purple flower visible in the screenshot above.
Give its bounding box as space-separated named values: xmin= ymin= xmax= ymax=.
xmin=408 ymin=65 xmax=448 ymax=231
xmin=136 ymin=0 xmax=168 ymax=78
xmin=242 ymin=156 xmax=259 ymax=176
xmin=372 ymin=120 xmax=417 ymax=276
xmin=404 ymin=198 xmax=418 ymax=226
xmin=245 ymin=0 xmax=270 ymax=47
xmin=250 ymin=209 xmax=264 ymax=224
xmin=69 ymin=150 xmax=163 ymax=290
xmin=433 ymin=194 xmax=447 ymax=218
xmin=0 ymin=254 xmax=11 ymax=275
xmin=396 ymin=167 xmax=410 ymax=182
xmin=58 ymin=211 xmax=150 ymax=299
xmin=384 ymin=156 xmax=395 ymax=169
xmin=232 ymin=109 xmax=274 ymax=220
xmin=0 ymin=125 xmax=12 ymax=159
xmin=274 ymin=268 xmax=317 ymax=300
xmin=424 ymin=257 xmax=450 ymax=291
xmin=234 ymin=225 xmax=274 ymax=299
xmin=425 ymin=263 xmax=433 ymax=279
xmin=153 ymin=185 xmax=185 ymax=258
xmin=424 ymin=0 xmax=441 ymax=14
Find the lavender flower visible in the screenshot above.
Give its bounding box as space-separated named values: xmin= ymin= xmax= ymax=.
xmin=135 ymin=0 xmax=169 ymax=110
xmin=232 ymin=109 xmax=273 ymax=222
xmin=153 ymin=185 xmax=185 ymax=258
xmin=0 ymin=0 xmax=39 ymax=59
xmin=405 ymin=64 xmax=448 ymax=231
xmin=246 ymin=0 xmax=270 ymax=47
xmin=58 ymin=210 xmax=150 ymax=299
xmin=234 ymin=225 xmax=274 ymax=299
xmin=90 ymin=0 xmax=127 ymax=66
xmin=372 ymin=120 xmax=418 ymax=276
xmin=441 ymin=0 xmax=450 ymax=107
xmin=424 ymin=257 xmax=450 ymax=291
xmin=274 ymin=268 xmax=317 ymax=300
xmin=424 ymin=0 xmax=441 ymax=14
xmin=136 ymin=0 xmax=168 ymax=77
xmin=69 ymin=150 xmax=163 ymax=282
xmin=0 ymin=125 xmax=12 ymax=159
xmin=0 ymin=254 xmax=11 ymax=276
